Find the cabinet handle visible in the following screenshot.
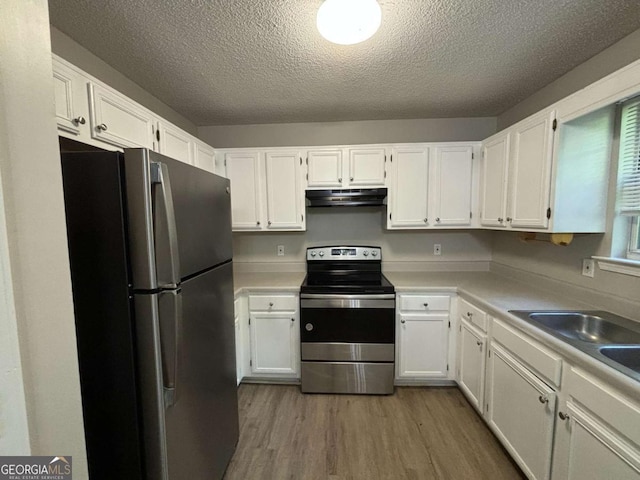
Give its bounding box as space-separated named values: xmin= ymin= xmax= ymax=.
xmin=401 ymin=318 xmax=406 ymax=324
xmin=476 ymin=340 xmax=482 ymax=346
xmin=423 ymin=303 xmax=429 ymax=307
xmin=498 ymin=217 xmax=503 ymax=223
xmin=423 ymin=218 xmax=428 ymax=223
xmin=436 ymin=217 xmax=441 ymax=223
xmin=467 ymin=312 xmax=473 ymax=318
xmin=350 ymin=176 xmax=354 ymax=181
xmin=291 ymin=318 xmax=295 ymax=323
xmin=268 ymin=221 xmax=272 ymax=226
xmin=256 ymin=221 xmax=261 ymax=226
xmin=506 ymin=217 xmax=512 ymax=222
xmin=97 ymin=123 xmax=108 ymax=131
xmin=338 ymin=177 xmax=342 ymax=183
xmin=538 ymin=394 xmax=549 ymax=404
xmin=73 ymin=116 xmax=86 ymax=125
xmin=269 ymin=302 xmax=274 ymax=307
xmin=558 ymin=411 xmax=570 ymax=421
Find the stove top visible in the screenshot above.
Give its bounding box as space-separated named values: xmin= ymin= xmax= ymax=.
xmin=301 ymin=245 xmax=395 ymax=295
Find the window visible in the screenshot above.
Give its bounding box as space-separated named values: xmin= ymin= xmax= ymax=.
xmin=617 ymin=97 xmax=640 ymax=262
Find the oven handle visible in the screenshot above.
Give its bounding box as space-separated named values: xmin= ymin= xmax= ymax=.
xmin=301 ymin=296 xmax=396 ymax=309
xmin=300 ymin=294 xmax=395 ymax=300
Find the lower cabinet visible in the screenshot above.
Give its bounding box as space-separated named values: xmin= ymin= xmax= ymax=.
xmin=458 ymin=317 xmax=486 ymax=412
xmin=397 ymin=314 xmax=449 ymax=380
xmin=486 ymin=344 xmax=556 ymax=480
xmin=245 ymin=293 xmax=300 ymax=380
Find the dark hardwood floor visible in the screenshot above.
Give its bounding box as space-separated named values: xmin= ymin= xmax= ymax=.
xmin=224 ymin=384 xmax=525 ymax=480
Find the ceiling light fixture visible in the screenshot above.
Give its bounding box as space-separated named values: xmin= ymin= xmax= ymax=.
xmin=317 ymin=0 xmax=382 ymax=46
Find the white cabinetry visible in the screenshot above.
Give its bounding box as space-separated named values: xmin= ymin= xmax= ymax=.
xmin=52 ymin=57 xmax=90 ymax=138
xmin=552 ymin=368 xmax=640 ymax=479
xmin=88 ymin=83 xmax=155 ymax=149
xmin=458 ymin=317 xmax=487 ymax=412
xmin=388 ymin=146 xmax=430 ymax=228
xmin=225 ymin=152 xmax=263 ymax=230
xmin=487 ymin=344 xmax=556 ymax=480
xmin=157 ymin=121 xmax=193 ymax=164
xmin=347 ymin=147 xmax=387 ymax=186
xmin=396 ymin=294 xmax=452 ymax=383
xmin=264 ymin=151 xmax=305 ymax=230
xmin=480 ymin=131 xmax=510 ymax=227
xmin=192 ymin=141 xmax=216 ymax=172
xmin=306 ymin=149 xmax=343 ymax=187
xmin=247 ymin=293 xmax=300 ymax=379
xmin=432 ymin=145 xmax=473 ymax=226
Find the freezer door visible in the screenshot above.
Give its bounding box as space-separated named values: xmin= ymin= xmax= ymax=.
xmin=124 ymin=149 xmax=232 ymax=290
xmin=134 ymin=262 xmax=238 ymax=480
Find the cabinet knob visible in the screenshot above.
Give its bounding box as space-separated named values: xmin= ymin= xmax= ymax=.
xmin=291 ymin=318 xmax=295 ymax=323
xmin=96 ymin=123 xmax=108 ymax=131
xmin=350 ymin=177 xmax=354 ymax=181
xmin=436 ymin=217 xmax=441 ymax=223
xmin=338 ymin=177 xmax=342 ymax=183
xmin=498 ymin=217 xmax=503 ymax=223
xmin=558 ymin=411 xmax=570 ymax=421
xmin=538 ymin=394 xmax=549 ymax=404
xmin=506 ymin=217 xmax=512 ymax=222
xmin=256 ymin=221 xmax=261 ymax=226
xmin=401 ymin=318 xmax=406 ymax=324
xmin=73 ymin=116 xmax=86 ymax=125
xmin=423 ymin=218 xmax=428 ymax=223
xmin=423 ymin=303 xmax=429 ymax=307
xmin=476 ymin=340 xmax=482 ymax=347
xmin=269 ymin=302 xmax=274 ymax=307
xmin=268 ymin=221 xmax=272 ymax=226
xmin=467 ymin=312 xmax=473 ymax=318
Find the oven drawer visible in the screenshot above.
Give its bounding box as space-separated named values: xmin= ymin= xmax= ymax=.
xmin=301 ymin=342 xmax=394 ymax=362
xmin=301 ymin=361 xmax=394 ymax=394
xmin=249 ymin=294 xmax=297 ymax=311
xmin=399 ymin=294 xmax=450 ymax=312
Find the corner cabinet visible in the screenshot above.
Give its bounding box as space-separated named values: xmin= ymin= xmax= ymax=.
xmin=480 ymin=131 xmax=510 ymax=227
xmin=223 ymin=149 xmax=305 ymax=232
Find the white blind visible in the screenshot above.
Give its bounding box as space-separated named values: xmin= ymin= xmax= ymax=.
xmin=618 ymin=97 xmax=640 ymax=216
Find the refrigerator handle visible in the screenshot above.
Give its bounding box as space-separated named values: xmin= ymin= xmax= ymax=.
xmin=158 ymin=289 xmax=182 ymax=408
xmin=151 ymin=162 xmax=181 ymax=289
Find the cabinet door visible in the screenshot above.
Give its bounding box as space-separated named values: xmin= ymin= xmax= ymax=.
xmin=249 ymin=313 xmax=299 ymax=376
xmin=397 ymin=314 xmax=449 ymax=379
xmin=234 ymin=317 xmax=242 ymax=386
xmin=88 ymin=83 xmax=155 ymax=149
xmin=193 ymin=141 xmax=216 ymax=172
xmin=560 ymin=402 xmax=640 ymax=480
xmin=52 ymin=58 xmax=88 ymax=136
xmin=348 ymin=147 xmax=387 ymax=187
xmin=432 ymin=145 xmax=473 ymax=226
xmin=458 ymin=318 xmax=486 ymax=411
xmin=157 ymin=122 xmax=193 ymax=164
xmin=509 ymin=110 xmax=556 ymax=229
xmin=389 ymin=147 xmax=429 ymax=228
xmin=225 ymin=152 xmax=263 ymax=230
xmin=481 ymin=133 xmax=510 ymax=227
xmin=306 ymin=149 xmax=343 ymax=187
xmin=487 ymin=344 xmax=556 ymax=480
xmin=265 ymin=151 xmax=304 ymax=230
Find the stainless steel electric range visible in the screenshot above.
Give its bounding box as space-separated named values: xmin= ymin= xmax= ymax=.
xmin=300 ymin=246 xmax=395 ymax=395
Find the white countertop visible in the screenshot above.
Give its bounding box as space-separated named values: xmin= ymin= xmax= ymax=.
xmin=234 ymin=269 xmax=640 ymax=398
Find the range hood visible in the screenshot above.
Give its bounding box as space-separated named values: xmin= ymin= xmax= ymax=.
xmin=305 ymin=188 xmax=387 ymax=207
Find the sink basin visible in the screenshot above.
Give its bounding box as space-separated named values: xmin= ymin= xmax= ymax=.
xmin=599 ymin=346 xmax=640 ymax=374
xmin=527 ymin=312 xmax=640 ymax=344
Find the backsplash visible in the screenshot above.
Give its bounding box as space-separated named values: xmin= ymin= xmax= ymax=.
xmin=232 ymin=207 xmax=492 ymax=271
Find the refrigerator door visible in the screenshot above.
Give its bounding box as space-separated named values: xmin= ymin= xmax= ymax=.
xmin=134 ymin=262 xmax=238 ymax=480
xmin=124 ymin=149 xmax=232 ymax=290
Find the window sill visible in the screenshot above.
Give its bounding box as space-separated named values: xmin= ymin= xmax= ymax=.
xmin=592 ymin=256 xmax=640 ymax=278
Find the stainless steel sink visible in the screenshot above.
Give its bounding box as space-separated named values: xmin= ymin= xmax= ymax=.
xmin=599 ymin=346 xmax=640 ymax=374
xmin=509 ymin=310 xmax=640 ymax=383
xmin=527 ymin=312 xmax=640 ymax=344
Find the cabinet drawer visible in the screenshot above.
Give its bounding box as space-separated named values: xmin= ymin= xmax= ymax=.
xmin=567 ymin=367 xmax=640 ymax=448
xmin=459 ymin=297 xmax=488 ymax=332
xmin=399 ymin=295 xmax=450 ymax=312
xmin=492 ymin=317 xmax=562 ymax=387
xmin=249 ymin=294 xmax=298 ymax=312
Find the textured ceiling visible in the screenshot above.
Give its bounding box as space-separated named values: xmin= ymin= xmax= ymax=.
xmin=48 ymin=0 xmax=640 ymax=126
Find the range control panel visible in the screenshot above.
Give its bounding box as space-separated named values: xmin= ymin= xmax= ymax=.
xmin=306 ymin=246 xmax=381 ymax=261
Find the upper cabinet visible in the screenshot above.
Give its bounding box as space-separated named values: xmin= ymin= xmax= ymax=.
xmin=306 ymin=147 xmax=388 ymax=189
xmin=223 ymin=150 xmax=305 ymax=232
xmin=89 ymin=83 xmax=155 ymax=150
xmin=432 ymin=145 xmax=473 ymax=226
xmin=480 ymin=105 xmax=613 ymax=233
xmin=388 ymin=146 xmax=430 ymax=228
xmin=52 ymin=55 xmax=216 ymax=170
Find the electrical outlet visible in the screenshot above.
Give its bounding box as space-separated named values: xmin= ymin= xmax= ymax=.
xmin=434 ymin=244 xmax=442 ymax=256
xmin=582 ymin=258 xmax=595 ymax=277
xmin=277 ymin=245 xmax=285 ymax=256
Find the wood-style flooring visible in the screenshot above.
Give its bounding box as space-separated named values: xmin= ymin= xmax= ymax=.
xmin=224 ymin=384 xmax=525 ymax=480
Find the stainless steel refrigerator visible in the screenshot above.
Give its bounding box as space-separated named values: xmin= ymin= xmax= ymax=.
xmin=61 ymin=147 xmax=238 ymax=480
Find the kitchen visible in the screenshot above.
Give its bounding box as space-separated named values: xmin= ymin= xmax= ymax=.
xmin=2 ymin=1 xmax=640 ymax=479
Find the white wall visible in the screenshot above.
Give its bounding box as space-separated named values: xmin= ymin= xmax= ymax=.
xmin=199 ymin=117 xmax=497 ymax=148
xmin=234 ymin=208 xmax=492 ymax=271
xmin=0 ymin=1 xmax=88 ymax=476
